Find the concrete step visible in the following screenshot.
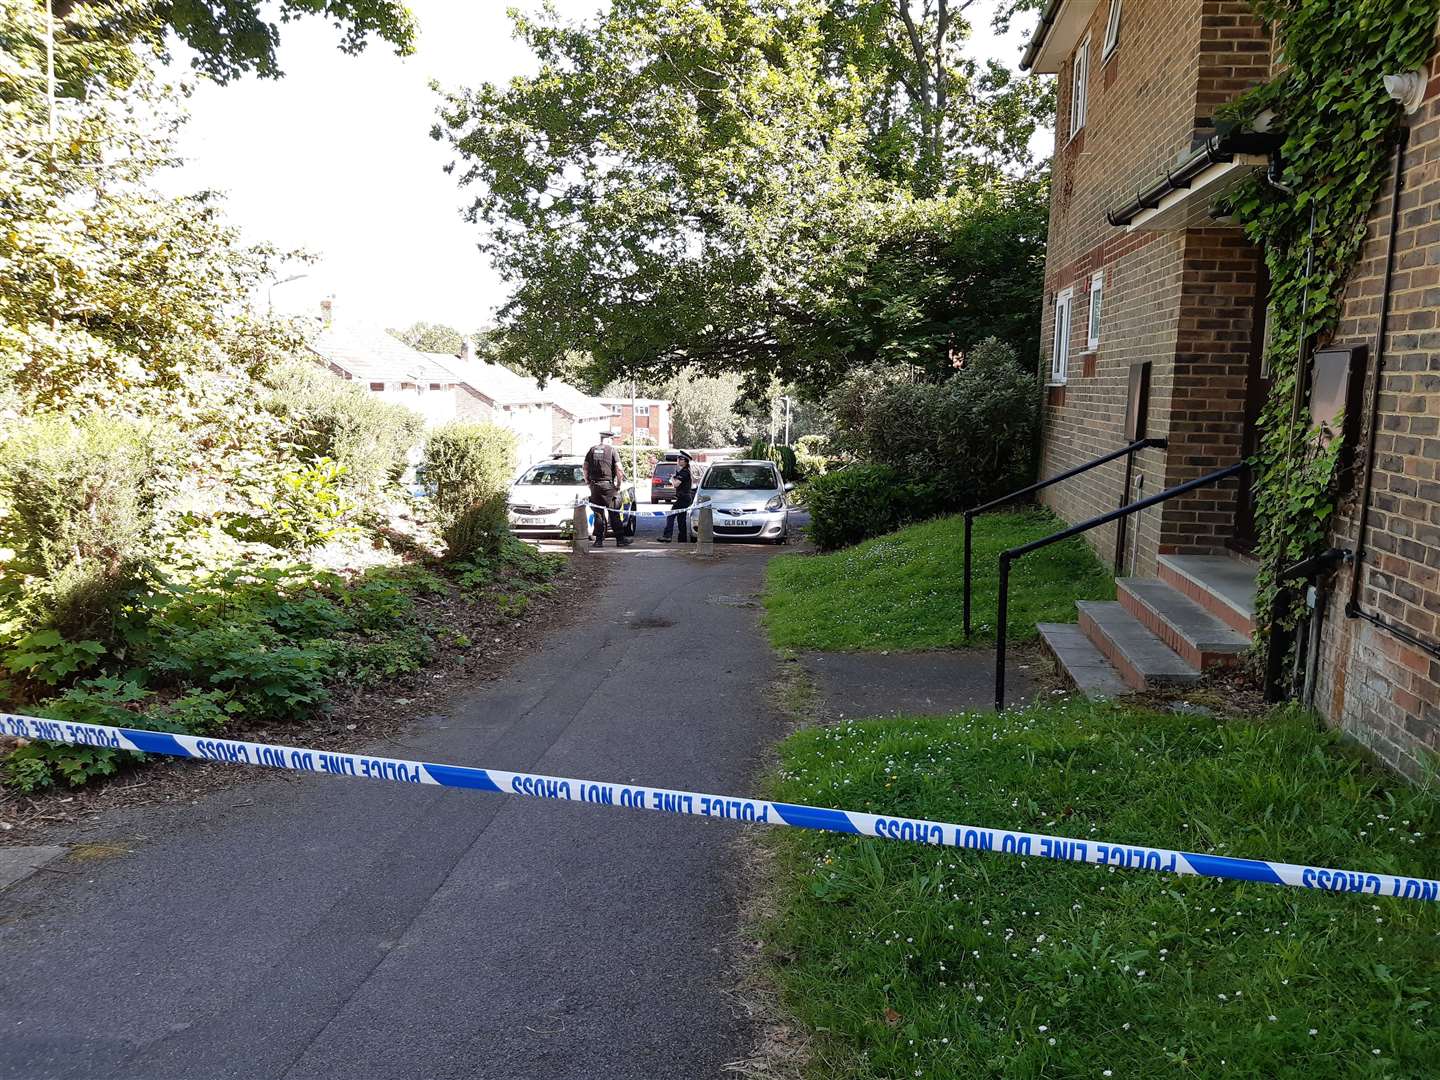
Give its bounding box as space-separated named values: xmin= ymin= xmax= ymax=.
xmin=1037 ymin=623 xmax=1131 ymax=700
xmin=1118 ymin=578 xmax=1251 ymax=670
xmin=1157 ymin=554 xmax=1257 ymax=637
xmin=1076 ymin=600 xmax=1203 ymax=690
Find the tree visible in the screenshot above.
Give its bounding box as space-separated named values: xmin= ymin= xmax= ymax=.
xmin=434 ymin=0 xmax=1051 ymax=394
xmin=43 ymin=0 xmax=416 ymax=84
xmin=388 ymin=322 xmax=465 ymax=355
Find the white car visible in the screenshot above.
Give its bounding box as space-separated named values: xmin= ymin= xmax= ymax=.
xmin=507 ymin=457 xmax=637 ymax=538
xmin=688 ymin=459 xmax=792 ymax=543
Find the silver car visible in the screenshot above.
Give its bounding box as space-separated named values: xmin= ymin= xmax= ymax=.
xmin=688 ymin=459 xmax=792 ymax=543
xmin=507 ymin=457 xmax=637 ymax=538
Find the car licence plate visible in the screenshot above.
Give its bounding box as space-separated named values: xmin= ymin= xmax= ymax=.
xmin=724 ymin=518 xmax=753 ymax=527
xmin=514 ymin=516 xmax=549 ymax=526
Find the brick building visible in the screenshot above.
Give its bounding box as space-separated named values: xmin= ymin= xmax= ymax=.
xmin=596 ymin=396 xmax=674 ymax=448
xmin=1022 ymin=0 xmax=1440 ymax=774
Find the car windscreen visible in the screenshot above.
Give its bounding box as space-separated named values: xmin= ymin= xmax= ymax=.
xmin=652 ymin=464 xmax=678 ymax=480
xmin=701 ymin=465 xmax=777 ymax=491
xmin=518 ymin=463 xmax=585 ymax=485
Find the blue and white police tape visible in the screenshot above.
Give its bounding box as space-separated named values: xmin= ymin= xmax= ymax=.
xmin=7 ymin=712 xmax=1438 ymax=903
xmin=583 ymin=501 xmax=694 ymax=519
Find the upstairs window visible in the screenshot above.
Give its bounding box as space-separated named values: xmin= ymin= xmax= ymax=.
xmin=1052 ymin=289 xmax=1073 ymax=384
xmin=1070 ymin=35 xmax=1090 ymax=140
xmin=1087 ymin=271 xmax=1105 ymax=350
xmin=1103 ymin=0 xmax=1122 ymax=60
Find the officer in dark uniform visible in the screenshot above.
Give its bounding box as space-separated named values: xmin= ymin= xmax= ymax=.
xmin=658 ymin=451 xmax=694 ymax=544
xmin=583 ymin=431 xmax=630 ymax=547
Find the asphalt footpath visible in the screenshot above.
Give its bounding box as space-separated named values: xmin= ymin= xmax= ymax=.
xmin=0 ymin=536 xmax=789 ymax=1080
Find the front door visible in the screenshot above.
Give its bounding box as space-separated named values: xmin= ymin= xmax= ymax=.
xmin=1232 ymin=254 xmax=1271 ymax=552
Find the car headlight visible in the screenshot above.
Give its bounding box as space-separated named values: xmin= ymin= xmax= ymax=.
xmin=765 ymin=495 xmax=785 ymax=512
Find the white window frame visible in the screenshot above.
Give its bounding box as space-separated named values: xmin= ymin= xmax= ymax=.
xmin=636 ymin=404 xmax=651 ymax=416
xmin=1069 ymin=35 xmax=1090 ymax=141
xmin=1102 ymin=0 xmax=1122 ymax=61
xmin=1087 ymin=271 xmax=1104 ymax=351
xmin=1051 ymin=288 xmax=1074 ymax=385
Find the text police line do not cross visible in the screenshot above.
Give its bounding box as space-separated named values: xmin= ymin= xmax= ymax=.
xmin=5 ymin=714 xmax=1439 ymax=904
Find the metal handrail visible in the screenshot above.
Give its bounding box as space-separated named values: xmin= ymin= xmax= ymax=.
xmin=993 ymin=460 xmax=1247 ymax=709
xmin=963 ymin=437 xmax=1166 ymax=637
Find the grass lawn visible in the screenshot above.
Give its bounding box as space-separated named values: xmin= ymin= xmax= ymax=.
xmin=763 ymin=509 xmax=1114 ymax=650
xmin=762 ymin=698 xmax=1440 ymax=1078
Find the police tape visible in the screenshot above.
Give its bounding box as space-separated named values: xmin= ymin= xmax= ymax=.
xmin=7 ymin=712 xmax=1438 ymax=903
xmin=583 ymin=501 xmax=694 ymax=519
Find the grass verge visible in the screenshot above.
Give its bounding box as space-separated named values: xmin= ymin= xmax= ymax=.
xmin=763 ymin=509 xmax=1113 ymax=650
xmin=761 ymin=698 xmax=1440 ymax=1078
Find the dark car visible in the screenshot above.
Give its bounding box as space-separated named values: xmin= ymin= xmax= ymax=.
xmin=650 ymin=460 xmax=680 ymax=503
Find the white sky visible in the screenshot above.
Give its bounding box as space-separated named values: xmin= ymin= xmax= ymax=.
xmin=167 ymin=1 xmax=1044 ymax=329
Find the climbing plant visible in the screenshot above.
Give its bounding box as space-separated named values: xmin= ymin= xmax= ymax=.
xmin=1218 ymin=0 xmax=1440 ymax=640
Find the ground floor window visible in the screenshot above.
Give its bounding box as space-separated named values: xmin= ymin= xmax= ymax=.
xmin=1051 ymin=288 xmax=1073 ymax=384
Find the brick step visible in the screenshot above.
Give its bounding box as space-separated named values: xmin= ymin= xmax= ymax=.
xmin=1157 ymin=554 xmax=1257 ymax=637
xmin=1037 ymin=623 xmax=1131 ymax=700
xmin=1076 ymin=600 xmax=1203 ymax=690
xmin=1117 ymin=578 xmax=1251 ymax=670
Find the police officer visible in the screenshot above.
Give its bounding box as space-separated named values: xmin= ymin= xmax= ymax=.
xmin=583 ymin=431 xmax=631 ymax=547
xmin=657 ymin=451 xmax=694 ymax=544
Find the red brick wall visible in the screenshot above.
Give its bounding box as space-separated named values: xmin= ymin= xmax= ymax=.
xmin=1314 ymin=49 xmax=1440 ymax=776
xmin=1037 ymin=1 xmax=1271 ymax=575
xmin=1160 ymin=229 xmax=1262 ymax=551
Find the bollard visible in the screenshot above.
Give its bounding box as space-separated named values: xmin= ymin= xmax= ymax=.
xmin=572 ymin=502 xmax=590 ymax=553
xmin=695 ymin=504 xmax=715 ymax=557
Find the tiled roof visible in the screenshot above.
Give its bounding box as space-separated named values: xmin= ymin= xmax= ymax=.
xmin=307 ymin=326 xmax=461 ymax=384
xmin=422 ymin=353 xmax=612 ymax=419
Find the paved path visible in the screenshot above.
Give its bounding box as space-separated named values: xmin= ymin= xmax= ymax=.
xmin=801 ymin=648 xmax=1035 ymax=718
xmin=0 ymin=543 xmax=787 ymax=1080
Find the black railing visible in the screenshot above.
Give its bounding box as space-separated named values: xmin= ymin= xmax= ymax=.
xmin=993 ymin=460 xmax=1247 ymax=710
xmin=963 ymin=438 xmax=1166 ymax=637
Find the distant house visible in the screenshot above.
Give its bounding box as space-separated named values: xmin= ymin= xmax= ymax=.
xmin=596 ymin=396 xmax=673 ymax=448
xmin=307 ymin=323 xmax=467 ymax=429
xmin=306 ymin=322 xmax=614 ymax=467
xmin=422 ymin=343 xmax=615 ymax=466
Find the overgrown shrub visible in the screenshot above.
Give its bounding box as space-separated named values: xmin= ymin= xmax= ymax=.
xmin=804 ymin=464 xmax=947 ymax=550
xmin=441 ymin=491 xmax=510 ymax=560
xmin=262 ymin=361 xmax=424 ymax=513
xmin=226 ymin=457 xmax=359 ymax=550
xmin=750 ymin=440 xmax=801 ymax=482
xmin=148 ymin=622 xmax=335 ymax=722
xmin=827 ymin=336 xmax=1037 ymax=514
xmin=794 ymin=434 xmax=830 ymax=478
xmin=0 ymin=415 xmax=159 ymax=635
xmin=422 ymin=421 xmax=516 ymax=516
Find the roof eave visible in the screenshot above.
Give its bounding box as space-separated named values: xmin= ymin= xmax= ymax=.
xmin=1021 ymin=0 xmax=1099 ymax=74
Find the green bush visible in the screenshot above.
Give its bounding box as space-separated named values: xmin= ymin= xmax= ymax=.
xmin=422 ymin=421 xmax=516 ymax=559
xmin=804 ymin=464 xmax=947 ymax=551
xmin=1 ymin=677 xmax=154 ymax=792
xmin=227 ymin=457 xmax=359 ymax=551
xmin=344 ymin=627 xmax=432 ymax=688
xmin=441 ymin=491 xmax=510 ymax=560
xmin=827 ymin=336 xmax=1037 ymax=512
xmin=794 ymin=434 xmax=829 ymax=478
xmin=422 ymin=421 xmax=515 ymax=513
xmin=0 ymin=415 xmax=159 ymax=634
xmin=148 ymin=622 xmax=334 ymax=723
xmin=262 ymin=361 xmax=425 ymax=513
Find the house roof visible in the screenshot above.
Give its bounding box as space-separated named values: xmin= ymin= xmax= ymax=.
xmin=308 ymin=326 xmax=461 ymax=384
xmin=1020 ymin=0 xmax=1099 ymax=74
xmin=420 ymin=353 xmax=613 ymax=420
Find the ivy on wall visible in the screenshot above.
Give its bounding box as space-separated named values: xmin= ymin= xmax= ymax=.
xmin=1219 ymin=0 xmax=1440 ymax=639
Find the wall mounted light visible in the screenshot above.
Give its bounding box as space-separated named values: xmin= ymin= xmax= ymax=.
xmin=1382 ymin=71 xmax=1427 ymax=115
